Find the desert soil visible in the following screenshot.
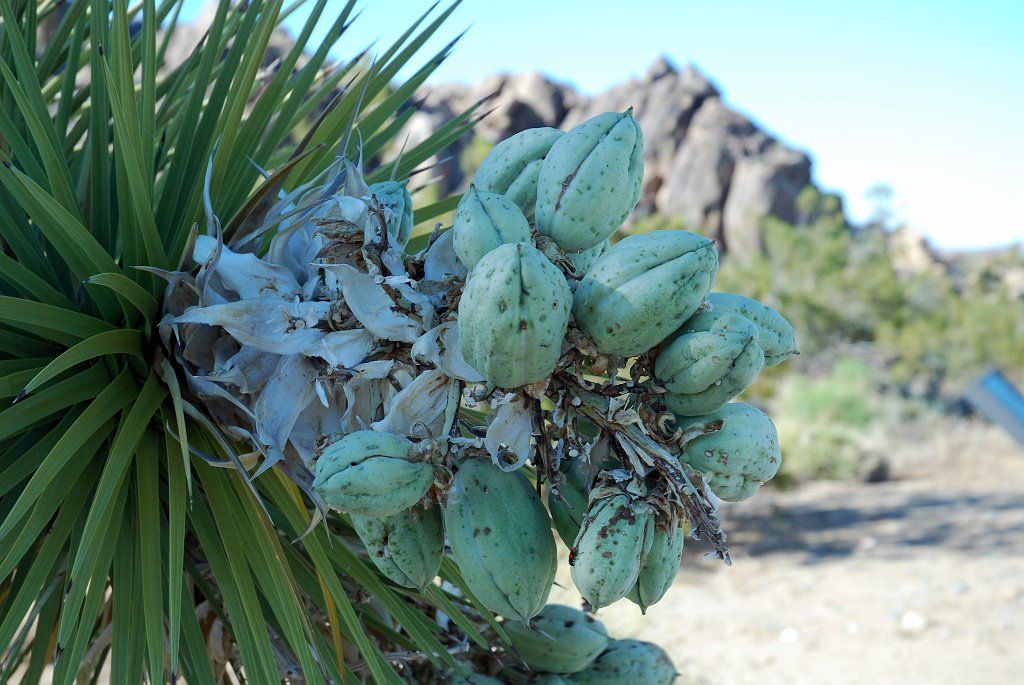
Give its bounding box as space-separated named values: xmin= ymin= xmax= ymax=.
xmin=549 ymin=421 xmax=1024 ymax=685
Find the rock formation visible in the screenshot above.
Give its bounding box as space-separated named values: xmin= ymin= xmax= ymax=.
xmin=404 ymin=57 xmax=815 ymax=258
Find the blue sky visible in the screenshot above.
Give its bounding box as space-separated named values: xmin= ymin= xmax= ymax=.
xmin=182 ymin=1 xmax=1024 ymax=250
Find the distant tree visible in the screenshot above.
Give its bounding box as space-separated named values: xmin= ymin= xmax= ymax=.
xmin=714 ymin=186 xmax=1024 ymax=395
xmin=866 ymin=182 xmax=897 ymax=230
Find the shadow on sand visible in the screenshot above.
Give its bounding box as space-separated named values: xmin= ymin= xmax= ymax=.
xmin=688 ymin=482 xmax=1024 ymax=565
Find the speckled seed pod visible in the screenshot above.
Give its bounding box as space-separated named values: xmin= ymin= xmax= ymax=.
xmin=548 ymin=446 xmax=619 ymax=547
xmin=626 ymin=526 xmax=685 ymax=613
xmin=474 ymin=127 xmax=564 ymax=221
xmin=367 ymin=180 xmax=413 ymax=249
xmin=568 ymin=239 xmax=610 ymax=276
xmin=443 ymin=459 xmax=557 ymax=624
xmin=458 ymin=242 xmax=572 ymax=388
xmin=680 ymin=403 xmax=782 ymax=501
xmin=312 ymin=431 xmax=433 ymax=517
xmin=570 ymin=494 xmax=654 ymax=609
xmin=504 ymin=604 xmax=610 ymax=674
xmin=350 ymin=503 xmax=444 ymax=592
xmin=573 ymin=229 xmax=719 ymax=357
xmin=452 ymin=186 xmax=532 ymax=269
xmin=656 ymin=311 xmax=765 ymax=417
xmin=705 ymin=292 xmax=798 ymax=367
xmin=535 ymin=110 xmax=644 ymax=251
xmin=568 ymin=639 xmax=678 ymax=685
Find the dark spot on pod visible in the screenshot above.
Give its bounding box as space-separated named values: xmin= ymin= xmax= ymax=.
xmin=473 ymin=528 xmax=481 ymax=537
xmin=602 ymin=551 xmax=613 ymax=558
xmin=519 ymin=319 xmax=529 ymax=331
xmin=484 ymin=527 xmax=493 ymax=535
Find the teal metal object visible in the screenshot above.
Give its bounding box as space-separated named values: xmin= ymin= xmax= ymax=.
xmin=964 ymin=369 xmax=1024 ymax=447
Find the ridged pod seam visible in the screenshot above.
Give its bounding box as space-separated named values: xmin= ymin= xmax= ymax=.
xmin=452 ymin=186 xmax=532 ymax=269
xmin=626 ymin=526 xmax=684 ymax=613
xmin=443 ymin=458 xmax=557 ymax=623
xmin=570 ymin=494 xmax=654 ymax=609
xmin=503 ymin=604 xmax=609 ymax=674
xmin=350 ymin=503 xmax=444 ymax=592
xmin=568 ymin=639 xmax=678 ymax=685
xmin=705 ymin=292 xmax=798 ymax=367
xmin=568 ymin=240 xmax=610 ymax=276
xmin=474 ymin=127 xmax=564 ymax=221
xmin=680 ymin=403 xmax=782 ymax=501
xmin=458 ymin=242 xmax=572 ymax=388
xmin=657 ymin=311 xmax=765 ymax=416
xmin=535 ymin=111 xmax=644 ymax=251
xmin=312 ymin=431 xmax=433 ymax=517
xmin=573 ymin=229 xmax=719 ymax=357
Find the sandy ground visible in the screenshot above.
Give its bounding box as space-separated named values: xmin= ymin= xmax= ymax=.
xmin=549 ymin=423 xmax=1024 ymax=685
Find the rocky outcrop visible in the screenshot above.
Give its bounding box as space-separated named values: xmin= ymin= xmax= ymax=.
xmin=722 ymin=144 xmax=813 ymax=255
xmin=888 ymin=226 xmax=946 ymax=278
xmin=405 ymin=57 xmax=815 ymax=258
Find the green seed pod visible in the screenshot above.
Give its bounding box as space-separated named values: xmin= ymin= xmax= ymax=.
xmin=573 ymin=230 xmax=719 ymax=357
xmin=680 ymin=403 xmax=782 ymax=501
xmin=549 ymin=473 xmax=589 ymax=549
xmin=368 ymin=180 xmax=413 ymax=250
xmin=568 ymin=240 xmax=610 ymax=276
xmin=657 ymin=311 xmax=765 ymax=417
xmin=535 ymin=111 xmax=644 ymax=251
xmin=450 ymin=673 xmax=505 ymax=685
xmin=443 ymin=459 xmax=557 ymax=623
xmin=458 ymin=242 xmax=572 ymax=388
xmin=548 ymin=448 xmax=617 ymax=547
xmin=474 ymin=127 xmax=564 ymax=221
xmin=705 ymin=292 xmax=798 ymax=367
xmin=570 ymin=494 xmax=654 ymax=609
xmin=626 ymin=526 xmax=684 ymax=613
xmin=504 ymin=604 xmax=609 ymax=674
xmin=312 ymin=431 xmax=433 ymax=517
xmin=453 ymin=186 xmax=533 ymax=269
xmin=350 ymin=503 xmax=443 ymax=592
xmin=536 ymin=676 xmax=574 ymax=685
xmin=568 ymin=640 xmax=678 ymax=685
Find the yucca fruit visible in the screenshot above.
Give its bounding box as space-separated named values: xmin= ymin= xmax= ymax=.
xmin=0 ymin=1 xmax=798 ymax=683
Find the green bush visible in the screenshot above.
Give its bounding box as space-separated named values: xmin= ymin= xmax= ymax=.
xmin=772 ymin=359 xmax=880 ymax=482
xmin=709 ymin=187 xmax=1024 ymax=395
